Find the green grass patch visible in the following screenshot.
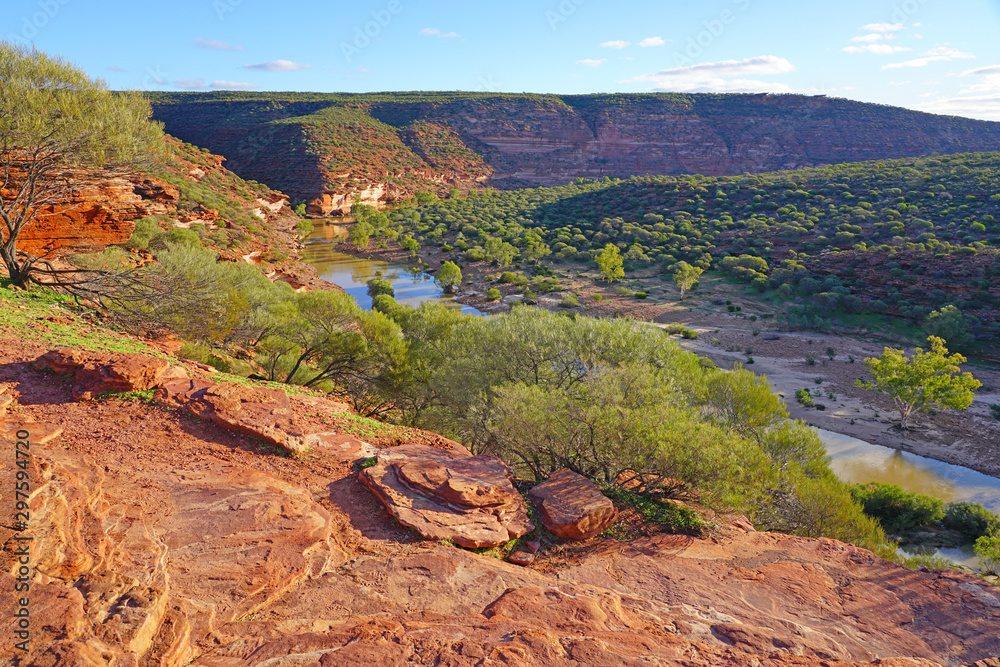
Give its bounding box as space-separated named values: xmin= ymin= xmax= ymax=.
xmin=601 ymin=486 xmax=705 ymax=537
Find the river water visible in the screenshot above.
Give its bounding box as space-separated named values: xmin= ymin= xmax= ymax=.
xmin=302 ymin=220 xmax=481 ymax=315
xmin=301 ymin=223 xmax=997 ymax=567
xmin=819 ymin=428 xmax=1000 ymax=568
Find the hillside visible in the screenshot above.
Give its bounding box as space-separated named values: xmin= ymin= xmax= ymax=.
xmin=3 ymin=285 xmax=1000 ymax=666
xmin=373 ymin=151 xmax=1000 ymax=351
xmin=148 ymin=92 xmax=1000 ymax=215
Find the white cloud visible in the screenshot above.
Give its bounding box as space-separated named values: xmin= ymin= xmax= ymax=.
xmin=577 ymin=59 xmax=606 ymax=67
xmin=881 ymin=46 xmax=975 ymax=70
xmin=843 ymin=44 xmax=910 ymax=55
xmin=863 ymin=23 xmax=906 ymax=33
xmin=174 ymin=78 xmax=257 ymax=91
xmin=915 ymin=93 xmax=1000 ymax=121
xmin=420 ymin=27 xmax=460 ymax=38
xmin=623 ymin=55 xmax=796 ymax=93
xmin=956 ymin=64 xmax=1000 ymax=93
xmin=639 ymin=36 xmax=665 ymax=47
xmin=106 ymin=65 xmax=125 ymax=72
xmin=243 ymin=60 xmax=312 ymax=72
xmin=601 ymin=40 xmax=629 ymax=49
xmin=851 ymin=34 xmax=885 ymax=43
xmin=193 ymin=38 xmax=245 ymax=51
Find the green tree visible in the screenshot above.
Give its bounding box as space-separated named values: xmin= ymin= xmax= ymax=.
xmin=672 ymin=261 xmax=704 ymax=299
xmin=349 ymin=220 xmax=373 ymax=249
xmin=924 ymin=304 xmax=973 ymax=351
xmin=0 ymin=43 xmax=164 ymax=286
xmin=596 ymin=244 xmax=624 ymax=283
xmin=435 ymin=261 xmax=462 ymax=294
xmin=975 ymin=533 xmax=1000 ymax=575
xmin=856 ymin=336 xmax=981 ymax=429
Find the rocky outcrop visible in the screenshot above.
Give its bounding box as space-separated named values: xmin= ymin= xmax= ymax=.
xmin=12 ymin=172 xmax=178 ymax=258
xmin=34 ymin=347 xmax=185 ymax=401
xmin=155 ymin=378 xmax=352 ymax=455
xmin=360 ymin=444 xmax=534 ymax=548
xmin=306 ymin=182 xmax=402 ymax=216
xmin=527 ymin=468 xmax=617 ymax=539
xmin=6 ymin=339 xmax=1000 ymax=666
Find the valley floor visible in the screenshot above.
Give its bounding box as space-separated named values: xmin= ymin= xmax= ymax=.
xmin=336 ymin=240 xmax=1000 ymax=480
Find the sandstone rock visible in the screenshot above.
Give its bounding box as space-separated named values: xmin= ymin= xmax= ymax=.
xmin=304 ymin=432 xmax=378 ymax=462
xmin=360 ymin=447 xmax=533 ymax=548
xmin=527 ymin=468 xmax=617 ymax=540
xmin=35 ymin=347 xmax=172 ymax=401
xmin=0 ymin=447 xmax=342 ymax=667
xmin=12 ymin=172 xmax=175 ymax=258
xmin=198 ymin=382 xmax=309 ymax=454
xmin=507 ymin=550 xmax=535 ymax=566
xmin=0 ymin=419 xmax=64 ymax=445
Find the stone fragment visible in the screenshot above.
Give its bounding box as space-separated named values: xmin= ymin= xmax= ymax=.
xmin=361 ymin=447 xmax=533 ymax=548
xmin=198 ymin=382 xmax=308 ymax=454
xmin=304 ymin=432 xmax=378 ymax=462
xmin=527 ymin=468 xmax=617 ymax=540
xmin=35 ymin=347 xmax=171 ymax=401
xmin=507 ymin=550 xmax=535 ymax=566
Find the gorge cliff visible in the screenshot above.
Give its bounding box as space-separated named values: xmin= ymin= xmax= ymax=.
xmin=149 ymin=92 xmax=1000 ymax=214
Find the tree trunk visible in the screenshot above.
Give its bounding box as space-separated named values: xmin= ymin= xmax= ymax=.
xmin=0 ymin=243 xmax=25 ymax=286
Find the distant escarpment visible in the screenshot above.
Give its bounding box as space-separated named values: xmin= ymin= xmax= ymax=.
xmin=149 ymin=92 xmax=1000 ymax=214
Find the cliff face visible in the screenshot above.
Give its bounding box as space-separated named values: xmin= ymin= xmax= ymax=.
xmin=150 ymin=92 xmax=1000 ymax=211
xmin=8 ymin=173 xmax=177 ymax=258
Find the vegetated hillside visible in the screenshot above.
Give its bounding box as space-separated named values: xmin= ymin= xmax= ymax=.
xmin=148 ymin=91 xmax=1000 ymax=215
xmin=382 ymin=152 xmax=1000 ymax=349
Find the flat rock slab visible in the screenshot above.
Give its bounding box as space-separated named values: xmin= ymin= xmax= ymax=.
xmin=527 ymin=468 xmax=617 ymax=540
xmin=35 ymin=347 xmax=176 ymax=401
xmin=361 ymin=447 xmax=533 ymax=548
xmin=305 ymin=433 xmax=378 ymax=462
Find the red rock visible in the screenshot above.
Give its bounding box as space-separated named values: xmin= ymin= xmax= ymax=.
xmin=11 ymin=171 xmax=176 ymax=258
xmin=35 ymin=347 xmax=172 ymax=401
xmin=507 ymin=550 xmax=535 ymax=566
xmin=527 ymin=468 xmax=617 ymax=540
xmin=305 ymin=432 xmax=379 ymax=462
xmin=198 ymin=382 xmax=308 ymax=454
xmin=360 ymin=448 xmax=533 ymax=548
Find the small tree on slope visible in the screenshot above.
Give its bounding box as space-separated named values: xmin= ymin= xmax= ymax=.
xmin=856 ymin=336 xmax=981 ymax=429
xmin=0 ymin=42 xmax=163 ymax=286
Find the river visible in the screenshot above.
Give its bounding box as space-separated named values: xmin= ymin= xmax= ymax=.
xmin=302 ymin=220 xmax=482 ymax=314
xmin=819 ymin=428 xmax=1000 ymax=568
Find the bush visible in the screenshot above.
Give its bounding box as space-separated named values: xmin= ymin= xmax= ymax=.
xmin=975 ymin=533 xmax=1000 ymax=574
xmin=850 ymin=482 xmax=945 ymax=533
xmin=559 ymin=293 xmax=580 ymax=308
xmin=367 ymin=278 xmax=395 ymax=299
xmin=795 ymin=389 xmax=815 ymax=407
xmin=485 ymin=288 xmax=501 ymax=301
xmin=942 ymin=501 xmax=1000 ymax=541
xmin=634 ymin=291 xmax=648 ymax=299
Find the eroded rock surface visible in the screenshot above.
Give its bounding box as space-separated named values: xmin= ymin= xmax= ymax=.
xmin=360 ymin=445 xmax=534 ymax=548
xmin=5 ymin=344 xmax=1000 ymax=667
xmin=35 ymin=347 xmax=182 ymax=401
xmin=528 ymin=468 xmax=617 ymax=539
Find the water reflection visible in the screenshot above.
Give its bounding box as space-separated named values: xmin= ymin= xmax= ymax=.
xmin=302 ymin=221 xmax=481 ymax=315
xmin=817 ymin=428 xmax=1000 ymax=569
xmin=817 ymin=428 xmax=1000 ymax=514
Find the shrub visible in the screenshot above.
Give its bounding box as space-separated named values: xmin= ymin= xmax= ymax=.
xmin=795 ymin=389 xmax=815 ymax=407
xmin=485 ymin=288 xmax=501 ymax=301
xmin=850 ymin=482 xmax=945 ymax=533
xmin=942 ymin=502 xmax=1000 ymax=541
xmin=559 ymin=293 xmax=580 ymax=308
xmin=367 ymin=278 xmax=395 ymax=299
xmin=975 ymin=533 xmax=1000 ymax=574
xmin=634 ymin=291 xmax=648 ymax=299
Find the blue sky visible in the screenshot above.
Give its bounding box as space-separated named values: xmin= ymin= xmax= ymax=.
xmin=5 ymin=0 xmax=1000 ymax=120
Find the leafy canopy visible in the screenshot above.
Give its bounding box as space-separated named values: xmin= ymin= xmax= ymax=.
xmin=0 ymin=42 xmax=164 ymax=285
xmin=596 ymin=243 xmax=624 ymax=283
xmin=856 ymin=336 xmax=981 ymax=428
